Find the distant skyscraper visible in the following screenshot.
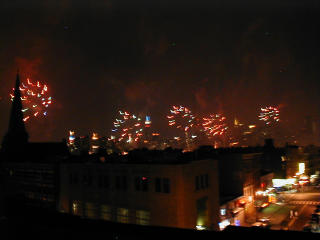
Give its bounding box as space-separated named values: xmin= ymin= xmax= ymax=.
xmin=89 ymin=132 xmax=99 ymax=154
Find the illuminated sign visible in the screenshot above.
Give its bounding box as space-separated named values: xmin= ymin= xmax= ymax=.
xmin=298 ymin=163 xmax=305 ymax=175
xmin=272 ymin=179 xmax=295 ymax=188
xmin=145 ymin=116 xmax=151 ymax=126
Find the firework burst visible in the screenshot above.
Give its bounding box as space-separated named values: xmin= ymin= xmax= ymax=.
xmin=109 ymin=110 xmax=148 ymax=144
xmin=10 ymin=77 xmax=52 ymax=122
xmin=258 ymin=106 xmax=280 ymax=125
xmin=202 ymin=114 xmax=228 ymax=137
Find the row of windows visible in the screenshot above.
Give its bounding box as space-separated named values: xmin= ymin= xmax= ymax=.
xmin=25 ymin=191 xmax=55 ymax=202
xmin=195 ymin=174 xmax=209 ymax=190
xmin=72 ymin=201 xmax=150 ymax=225
xmin=69 ymin=174 xmax=171 ymax=194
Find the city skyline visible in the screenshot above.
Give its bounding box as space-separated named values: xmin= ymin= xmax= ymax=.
xmin=0 ymin=0 xmax=319 ymax=145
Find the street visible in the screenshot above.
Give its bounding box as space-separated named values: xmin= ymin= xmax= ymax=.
xmin=255 ymin=187 xmax=320 ymax=231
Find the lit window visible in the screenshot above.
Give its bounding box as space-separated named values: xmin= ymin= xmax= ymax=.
xmin=136 ymin=210 xmax=150 ymax=225
xmin=220 ymin=208 xmax=226 ymax=216
xmin=117 ymin=208 xmax=129 ymax=223
xmin=72 ymin=200 xmax=82 ymax=216
xmin=84 ymin=202 xmax=96 ymax=219
xmin=101 ymin=205 xmax=112 ymax=221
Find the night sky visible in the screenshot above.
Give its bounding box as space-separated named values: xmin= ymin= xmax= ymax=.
xmin=0 ymin=0 xmax=319 ymax=143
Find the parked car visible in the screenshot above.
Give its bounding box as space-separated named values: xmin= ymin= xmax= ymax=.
xmin=252 ymin=222 xmax=265 ymax=227
xmin=252 ymin=220 xmax=269 ymax=228
xmin=258 ymin=217 xmax=270 ymax=224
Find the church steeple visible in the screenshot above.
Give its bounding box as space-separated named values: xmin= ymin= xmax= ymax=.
xmin=1 ymin=72 xmax=29 ymax=153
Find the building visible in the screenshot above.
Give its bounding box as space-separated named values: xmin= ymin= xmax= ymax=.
xmin=0 ymin=73 xmax=69 ymax=215
xmin=58 ymin=149 xmax=220 ymax=231
xmin=195 ymin=142 xmax=284 ymax=227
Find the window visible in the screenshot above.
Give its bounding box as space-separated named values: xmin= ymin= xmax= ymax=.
xmin=197 ymin=197 xmax=209 ymax=229
xmin=135 ymin=176 xmax=149 ymax=192
xmin=122 ymin=176 xmax=127 ymax=190
xmin=103 ymin=175 xmax=109 ymax=188
xmin=220 ymin=208 xmax=226 ymax=216
xmin=155 ymin=178 xmax=161 ymax=192
xmin=69 ymin=173 xmax=73 ymax=185
xmin=117 ymin=208 xmax=129 ymax=223
xmin=163 ymin=178 xmax=170 ymax=193
xmin=204 ymin=174 xmax=209 ymax=188
xmin=98 ymin=175 xmax=103 ymax=188
xmin=99 ymin=175 xmax=109 ymax=189
xmin=82 ymin=175 xmax=92 ymax=186
xmin=69 ymin=173 xmax=78 ymax=185
xmin=135 ymin=177 xmax=141 ymax=191
xmin=195 ymin=176 xmax=200 ymax=190
xmin=84 ymin=202 xmax=96 ymax=219
xmin=200 ymin=175 xmax=204 ymax=189
xmin=136 ymin=210 xmax=150 ymax=225
xmin=73 ymin=173 xmax=78 ymax=184
xmin=142 ymin=177 xmax=148 ymax=192
xmin=115 ymin=176 xmax=127 ymax=191
xmin=195 ymin=174 xmax=209 ymax=190
xmin=72 ymin=200 xmax=82 ymax=216
xmin=101 ymin=205 xmax=112 ymax=221
xmin=115 ymin=176 xmax=121 ymax=190
xmin=155 ymin=178 xmax=170 ymax=193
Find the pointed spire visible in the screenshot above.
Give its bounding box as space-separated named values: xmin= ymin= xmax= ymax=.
xmin=1 ymin=72 xmax=29 ymax=154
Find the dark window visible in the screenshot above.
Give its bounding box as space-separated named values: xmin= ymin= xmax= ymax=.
xmin=115 ymin=176 xmax=121 ymax=189
xmin=155 ymin=178 xmax=161 ymax=192
xmin=104 ymin=176 xmax=109 ymax=188
xmin=135 ymin=176 xmax=148 ymax=192
xmin=122 ymin=176 xmax=127 ymax=190
xmin=204 ymin=174 xmax=209 ymax=188
xmin=135 ymin=177 xmax=140 ymax=191
xmin=73 ymin=173 xmax=78 ymax=184
xmin=87 ymin=175 xmax=93 ymax=186
xmin=69 ymin=173 xmax=73 ymax=185
xmin=82 ymin=175 xmax=87 ymax=185
xmin=98 ymin=175 xmax=103 ymax=188
xmin=195 ymin=176 xmax=200 ymax=190
xmin=141 ymin=177 xmax=149 ymax=192
xmin=163 ymin=178 xmax=170 ymax=193
xmin=196 ymin=174 xmax=209 ymax=190
xmin=200 ymin=175 xmax=204 ymax=189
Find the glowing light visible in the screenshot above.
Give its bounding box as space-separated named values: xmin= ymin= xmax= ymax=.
xmin=298 ymin=163 xmax=305 ymax=175
xmin=272 ymin=178 xmax=295 ymax=188
xmin=145 ymin=116 xmax=151 ymax=127
xmin=196 ymin=225 xmax=206 ymax=231
xmin=258 ymin=106 xmax=280 ymax=125
xmin=10 ymin=77 xmax=52 ymax=122
xmin=110 ymin=110 xmax=149 ymax=144
xmin=218 ymin=219 xmax=230 ymax=231
xmin=91 ymin=132 xmax=99 ymax=140
xmin=202 ymin=114 xmax=228 ymax=147
xmin=167 ymin=105 xmax=196 ymax=150
xmin=68 ymin=131 xmax=76 ymax=145
xmin=23 ymin=116 xmax=30 ymax=122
